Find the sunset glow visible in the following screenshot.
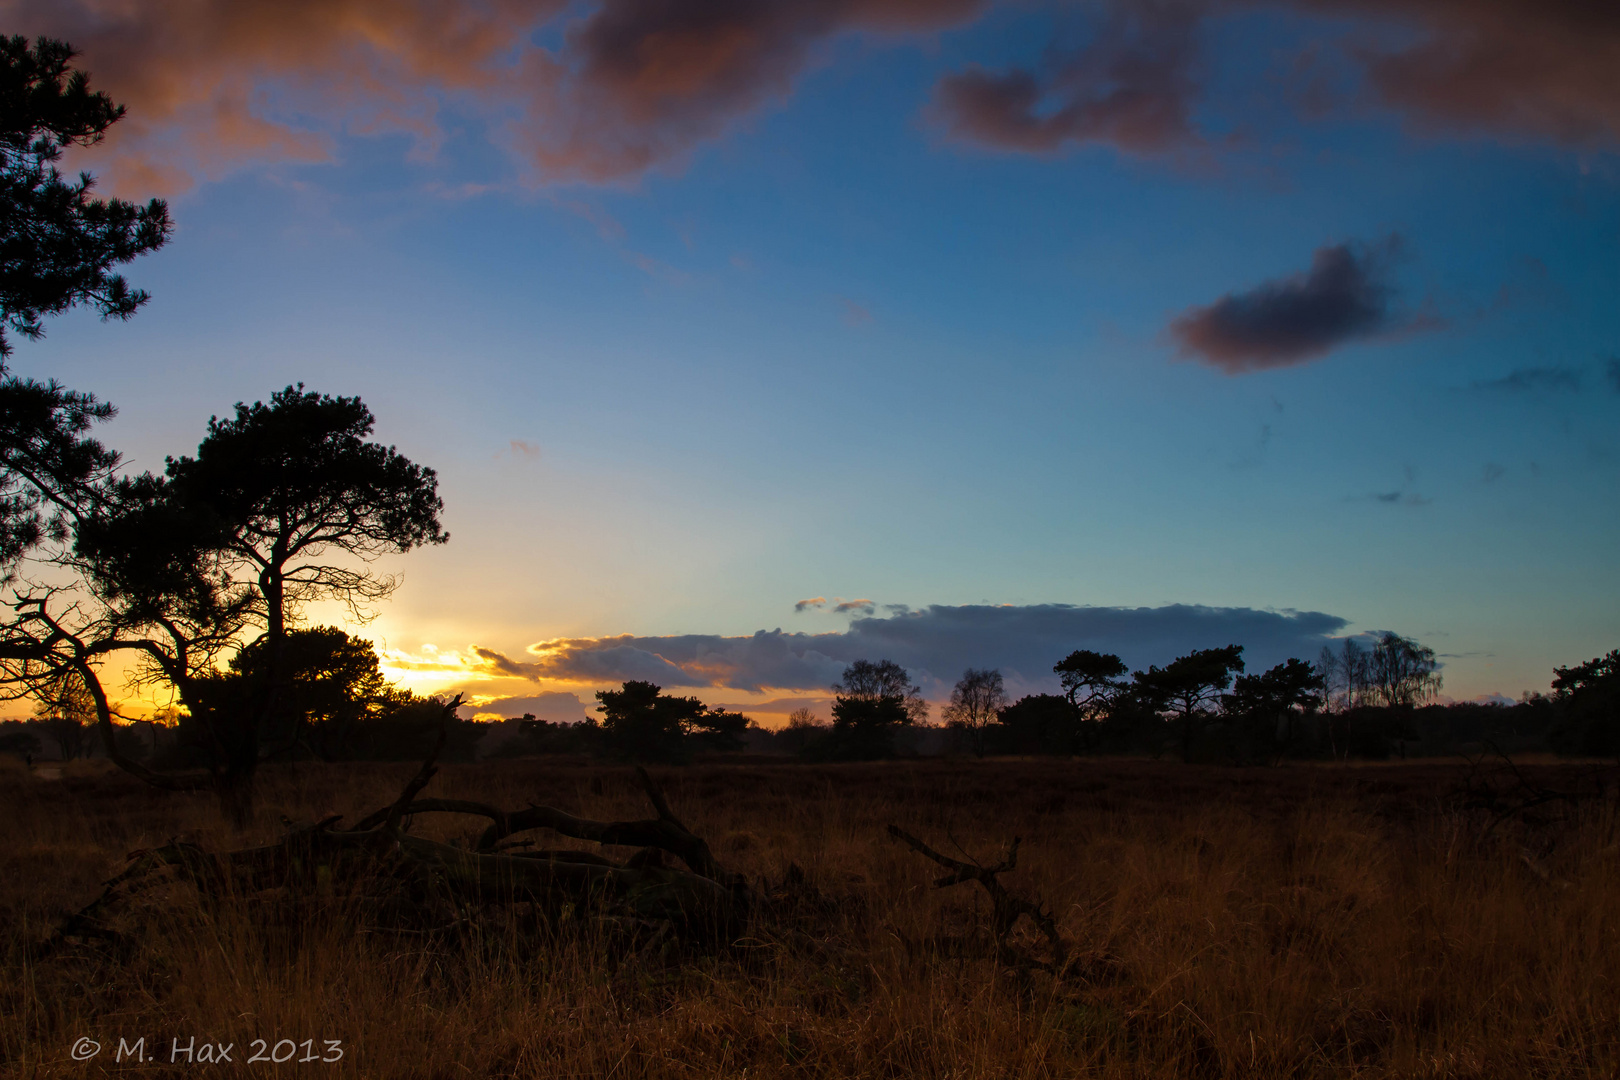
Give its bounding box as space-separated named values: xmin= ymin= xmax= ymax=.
xmin=5 ymin=0 xmax=1618 ymax=721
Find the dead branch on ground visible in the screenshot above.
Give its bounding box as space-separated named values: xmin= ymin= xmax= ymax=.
xmin=1454 ymin=748 xmax=1617 ymax=837
xmin=887 ymin=825 xmax=1067 ymax=974
xmin=50 ymin=702 xmax=750 ymax=953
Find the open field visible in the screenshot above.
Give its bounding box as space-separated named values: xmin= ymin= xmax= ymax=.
xmin=4 ymin=756 xmax=1619 ymax=1078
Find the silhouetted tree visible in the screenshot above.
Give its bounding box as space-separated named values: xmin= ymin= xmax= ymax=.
xmin=994 ymin=693 xmax=1074 ymax=755
xmin=0 ymin=36 xmax=171 ymax=357
xmin=1053 ymin=649 xmax=1127 ymax=752
xmin=1133 ymin=645 xmax=1245 ymax=763
xmin=778 ymin=706 xmax=830 ymax=757
xmin=189 ymin=626 xmax=395 ymax=761
xmin=157 ymin=386 xmax=447 ymax=820
xmin=1550 ymin=649 xmax=1620 ymax=757
xmin=2 ymin=387 xmax=447 ymax=826
xmin=942 ymin=667 xmax=1006 ymax=756
xmin=1319 ymin=638 xmax=1372 ymax=713
xmin=595 ymin=680 xmax=747 ymax=762
xmin=825 ymin=658 xmax=926 ymax=760
xmin=1221 ymin=658 xmax=1324 ymax=763
xmin=1317 ymin=634 xmax=1439 ymax=758
xmin=0 ymin=374 xmax=118 ymax=581
xmin=1364 ymin=632 xmax=1442 ymax=708
xmin=0 ymin=719 xmax=41 ymax=758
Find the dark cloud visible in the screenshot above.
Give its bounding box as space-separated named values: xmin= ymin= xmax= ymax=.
xmin=833 ymin=598 xmax=876 ymax=615
xmin=793 ymin=596 xmax=827 ymax=612
xmin=469 ymin=644 xmax=545 ymax=679
xmin=1329 ymin=0 xmax=1620 ymax=148
xmin=1471 ymin=365 xmax=1582 ymax=392
xmin=1168 ymin=238 xmax=1435 ymax=373
xmin=482 ymin=603 xmax=1348 ymax=698
xmin=933 ymin=1 xmax=1620 ymax=161
xmin=930 ymin=2 xmax=1203 ymax=157
xmin=519 ymin=0 xmax=988 ymax=179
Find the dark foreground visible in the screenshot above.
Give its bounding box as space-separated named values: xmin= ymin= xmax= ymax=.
xmin=4 ymin=756 xmax=1617 ymax=1078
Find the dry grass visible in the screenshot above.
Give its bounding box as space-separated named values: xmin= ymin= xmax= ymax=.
xmin=3 ymin=756 xmax=1618 ymax=1078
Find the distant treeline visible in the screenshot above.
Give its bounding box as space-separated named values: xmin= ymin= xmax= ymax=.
xmin=5 ymin=628 xmax=1616 ymax=767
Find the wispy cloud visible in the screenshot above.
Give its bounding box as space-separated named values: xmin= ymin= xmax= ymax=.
xmin=500 ymin=439 xmax=541 ymax=459
xmin=930 ymin=2 xmax=1205 ymax=160
xmin=1365 ymin=490 xmax=1433 ymax=507
xmin=794 ymin=597 xmax=827 ymax=613
xmin=1471 ymin=365 xmax=1583 ymax=393
xmin=839 ymin=297 xmax=874 ymax=326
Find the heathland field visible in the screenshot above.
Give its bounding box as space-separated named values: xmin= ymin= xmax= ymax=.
xmin=4 ymin=757 xmax=1618 ymax=1078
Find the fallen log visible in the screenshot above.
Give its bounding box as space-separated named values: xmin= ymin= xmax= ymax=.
xmin=53 ymin=705 xmax=750 ymax=947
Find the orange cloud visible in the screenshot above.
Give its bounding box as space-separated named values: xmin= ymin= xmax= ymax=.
xmin=13 ymin=0 xmax=1611 ymax=200
xmin=8 ymin=0 xmax=987 ymax=195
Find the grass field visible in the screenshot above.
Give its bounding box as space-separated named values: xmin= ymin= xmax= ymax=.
xmin=4 ymin=756 xmax=1618 ymax=1078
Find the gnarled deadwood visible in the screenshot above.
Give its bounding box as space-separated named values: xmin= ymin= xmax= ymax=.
xmin=887 ymin=825 xmax=1066 ymax=971
xmin=54 ymin=737 xmax=750 ymax=949
xmin=351 ymin=765 xmax=739 ymax=890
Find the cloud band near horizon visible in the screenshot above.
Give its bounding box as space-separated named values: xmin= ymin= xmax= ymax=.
xmin=465 ymin=602 xmax=1350 ymax=699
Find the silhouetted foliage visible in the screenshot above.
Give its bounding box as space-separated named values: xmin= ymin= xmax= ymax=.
xmin=495 ymin=713 xmax=606 ymax=757
xmin=0 ymin=373 xmax=117 ymax=580
xmin=595 ymin=680 xmax=747 ymax=762
xmin=1365 ymin=632 xmax=1442 ymax=708
xmin=2 ymin=386 xmax=448 ymax=825
xmin=814 ymin=659 xmax=927 ymax=760
xmin=1319 ymin=637 xmax=1372 ymax=713
xmin=1053 ymin=649 xmax=1127 ymax=752
xmin=158 ymin=386 xmax=446 ymax=816
xmin=0 ymin=718 xmax=40 ymax=757
xmin=775 ymin=707 xmax=830 ymax=757
xmin=1221 ymin=658 xmax=1324 ymax=763
xmin=1317 ymin=633 xmax=1440 ymax=758
xmin=188 ymin=626 xmax=396 ymax=761
xmin=1132 ymin=644 xmax=1246 ymax=763
xmin=941 ymin=667 xmax=1007 ymax=756
xmin=0 ymin=36 xmax=171 ymax=357
xmin=1550 ymin=649 xmax=1620 ymax=757
xmin=993 ymin=693 xmax=1077 ymax=755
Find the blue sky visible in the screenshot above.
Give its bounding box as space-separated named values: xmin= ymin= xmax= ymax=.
xmin=8 ymin=0 xmax=1619 ymax=720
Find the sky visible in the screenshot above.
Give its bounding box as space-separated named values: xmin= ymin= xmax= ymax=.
xmin=4 ymin=0 xmax=1618 ymax=724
